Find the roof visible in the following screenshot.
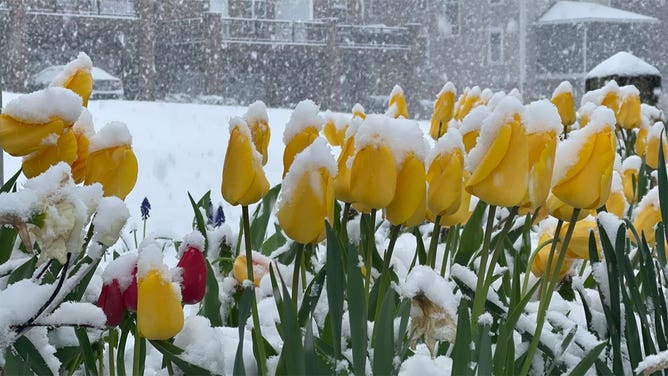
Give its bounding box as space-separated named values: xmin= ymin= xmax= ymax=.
xmin=587 ymin=52 xmax=661 ymax=79
xmin=537 ymin=1 xmax=658 ymax=25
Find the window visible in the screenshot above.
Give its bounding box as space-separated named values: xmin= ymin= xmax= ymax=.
xmin=98 ymin=0 xmax=134 ymax=15
xmin=488 ymin=28 xmax=503 ymax=64
xmin=443 ymin=0 xmax=460 ymax=36
xmin=333 ymin=0 xmax=347 ymax=21
xmin=209 ymin=0 xmax=228 ymax=14
xmin=240 ymin=0 xmax=266 ymax=18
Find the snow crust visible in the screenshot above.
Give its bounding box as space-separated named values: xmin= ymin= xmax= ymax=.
xmin=4 ymin=87 xmax=82 ymax=124
xmin=243 ymin=100 xmax=268 ymax=124
xmin=279 ymin=137 xmax=336 ymax=205
xmin=426 ymin=127 xmax=464 ymax=167
xmin=524 ymin=99 xmax=562 ymax=135
xmin=552 ymin=81 xmax=573 ymax=97
xmin=92 ymin=196 xmax=130 ymax=247
xmin=354 ymin=114 xmax=427 ymax=166
xmin=49 ymin=52 xmax=93 ymax=88
xmin=101 ymin=253 xmax=137 ymax=290
xmin=88 ymin=121 xmax=132 ymax=153
xmin=539 ymin=1 xmax=658 ymax=24
xmin=282 ymin=100 xmax=323 ymax=144
xmin=587 ymin=51 xmax=661 ymax=78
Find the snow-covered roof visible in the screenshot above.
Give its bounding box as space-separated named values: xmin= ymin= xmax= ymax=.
xmin=587 ymin=52 xmax=661 ymax=78
xmin=537 ymin=1 xmax=658 ymax=25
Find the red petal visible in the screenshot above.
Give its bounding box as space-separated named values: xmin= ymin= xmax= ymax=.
xmin=177 ymin=246 xmax=207 ymax=304
xmin=97 ymin=280 xmax=124 ymax=326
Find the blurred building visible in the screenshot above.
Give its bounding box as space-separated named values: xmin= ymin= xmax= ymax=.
xmin=0 ymin=0 xmax=664 ymax=114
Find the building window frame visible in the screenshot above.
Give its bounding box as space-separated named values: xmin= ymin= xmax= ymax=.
xmin=488 ymin=27 xmax=504 ymax=64
xmin=240 ymin=0 xmax=267 ymax=18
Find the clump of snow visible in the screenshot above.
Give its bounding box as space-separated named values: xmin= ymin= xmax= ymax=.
xmin=39 ymin=302 xmax=106 ymax=328
xmin=323 ymin=110 xmax=349 ymax=131
xmin=0 ymin=280 xmax=53 ymax=349
xmin=24 ymin=327 xmax=60 ymax=375
xmin=466 ymin=96 xmax=524 ymax=171
xmin=486 ymin=92 xmax=506 ymax=110
xmin=581 ymin=80 xmax=619 ymax=107
xmin=399 ymin=265 xmax=460 ymax=318
xmin=552 ymin=106 xmax=616 ymax=185
xmin=92 ymin=196 xmax=130 ymax=247
xmin=438 ymin=82 xmax=456 ymax=97
xmin=636 ymin=350 xmax=668 ymax=375
xmin=451 ymin=264 xmax=504 ymax=309
xmin=136 ymin=238 xmax=171 ymax=281
xmin=524 ymin=99 xmax=562 ymax=135
xmin=50 ymin=52 xmax=93 ymax=88
xmin=633 ymin=186 xmax=660 ymax=218
xmin=390 ymin=85 xmax=404 ymax=99
xmin=399 ymin=345 xmax=453 ymax=375
xmin=508 ymin=88 xmax=522 ymax=102
xmin=178 ymin=231 xmax=206 ymax=258
xmin=173 ymin=316 xmax=226 ymax=373
xmin=88 ymin=121 xmax=132 ymax=153
xmin=426 ymin=127 xmax=464 ymax=167
xmin=352 ymin=103 xmax=365 ymax=116
xmin=282 ymin=100 xmax=323 ymax=144
xmin=73 ymin=108 xmax=95 ymax=137
xmin=101 ymin=253 xmax=137 ymax=290
xmin=552 ymin=81 xmax=573 ymax=97
xmin=478 ymin=312 xmax=493 ymax=326
xmin=481 ymin=88 xmax=493 ymax=103
xmin=4 ymin=87 xmax=82 ymax=124
xmin=642 ymin=104 xmax=663 ymax=122
xmin=622 ymin=155 xmax=642 ymax=172
xmin=279 ymin=138 xmax=336 ymax=206
xmin=243 ymin=100 xmax=268 ymax=124
xmin=587 ymin=52 xmax=660 ymax=79
xmin=354 ymin=114 xmax=427 ymax=166
xmin=459 ymin=106 xmax=490 ymax=136
xmin=619 ymin=84 xmax=640 ymax=100
xmin=591 ymin=262 xmax=610 ymax=307
xmin=597 ymin=211 xmax=623 ymax=241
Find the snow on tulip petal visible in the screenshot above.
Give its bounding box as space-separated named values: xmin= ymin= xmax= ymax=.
xmin=386 ymin=85 xmax=408 ymax=119
xmin=282 ymin=100 xmax=324 ymax=177
xmin=621 ymin=155 xmax=641 ymax=203
xmin=429 ymin=82 xmax=456 ymax=140
xmin=632 ymin=187 xmax=662 ymax=245
xmin=50 ymin=52 xmax=94 ymax=107
xmin=232 ymin=251 xmax=272 ymax=287
xmin=244 ymin=100 xmax=271 ymax=165
xmin=0 ymin=115 xmax=67 ymax=157
xmin=645 ymin=122 xmax=667 ymax=169
xmin=550 ymin=81 xmax=575 ymax=128
xmin=426 ymin=128 xmax=465 ymax=217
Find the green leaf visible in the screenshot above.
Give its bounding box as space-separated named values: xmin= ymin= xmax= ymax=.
xmin=261 ymin=224 xmax=287 ymax=256
xmin=7 ymin=256 xmax=37 ymax=285
xmin=372 ymin=288 xmax=396 ymax=376
xmin=568 ymin=342 xmax=607 ymax=376
xmin=325 ymin=223 xmax=344 ymax=361
xmin=4 ymin=346 xmax=34 ymax=376
xmin=657 ymin=127 xmax=668 ymax=244
xmin=188 ymin=192 xmax=210 ymax=251
xmin=454 ymin=201 xmax=487 ymax=266
xmin=250 ymin=184 xmax=281 ymax=251
xmin=1 ymin=169 xmax=22 ymax=193
xmin=13 ymin=335 xmax=55 ymax=376
xmin=0 ymin=225 xmax=17 ymax=265
xmin=346 ymin=240 xmax=367 ymax=376
xmin=150 ymin=340 xmax=213 ymax=375
xmin=233 ymin=286 xmax=253 ymax=375
xmin=476 ymin=322 xmax=493 ymax=376
xmin=275 ymin=269 xmax=305 ymax=375
xmin=199 ymin=259 xmax=223 ymax=327
xmin=451 ymin=298 xmax=473 ymax=376
xmin=297 ymin=266 xmax=326 ymax=328
xmin=412 ymin=226 xmax=427 ymax=266
xmin=74 ymin=327 xmax=99 ymax=376
xmin=116 ymin=320 xmax=131 ymax=376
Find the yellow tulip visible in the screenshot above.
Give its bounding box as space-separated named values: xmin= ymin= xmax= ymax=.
xmin=429 ymin=83 xmax=456 ymax=140
xmin=600 ymin=84 xmax=620 ymax=118
xmin=386 ymin=152 xmax=426 ymax=226
xmin=71 ymin=110 xmax=94 ymax=184
xmin=232 ymin=252 xmax=271 ymax=287
xmin=277 ymin=138 xmax=336 ymax=244
xmin=52 ymin=52 xmax=94 ymax=107
xmin=244 ymin=101 xmax=271 ymax=165
xmin=440 ymin=179 xmax=474 ymax=227
xmin=84 ymin=122 xmax=137 ymax=200
xmin=465 ymin=97 xmax=528 ymax=207
xmin=621 ymin=155 xmax=641 ymax=203
xmin=334 ymin=135 xmax=356 ymax=203
xmin=632 ymin=187 xmax=661 ymax=245
xmin=552 ymin=106 xmax=616 ymax=209
xmin=545 ymin=193 xmax=590 ymax=222
xmin=617 ymin=86 xmax=641 ymax=129
xmin=645 ymin=122 xmax=667 ymax=169
xmin=455 ymin=86 xmax=482 ymax=121
xmin=22 ymin=129 xmax=78 ymax=178
xmin=0 ymin=115 xmax=67 ymax=157
xmin=521 ymin=100 xmax=562 ymax=210
xmin=426 ymin=129 xmax=464 ymax=216
xmin=352 ymin=103 xmax=366 ymax=120
xmin=550 ymin=81 xmax=576 ymax=128
xmin=137 ymin=270 xmax=184 ymax=340
xmin=387 ymin=85 xmax=408 ymax=119
xmin=635 ymin=122 xmax=649 ymax=156
xmin=323 ymin=111 xmax=348 ymax=147
xmin=459 ymin=106 xmax=490 ymax=153
xmin=531 ymin=227 xmax=573 ymax=280
xmin=557 ymin=217 xmax=598 ymax=260
xmin=222 ymin=118 xmax=269 ymax=206
xmin=403 ymin=190 xmax=427 ymax=227
xmin=283 ymin=126 xmax=319 ymax=177
xmin=578 ymin=103 xmax=596 ymax=129
xmin=604 ymin=171 xmax=627 ymax=218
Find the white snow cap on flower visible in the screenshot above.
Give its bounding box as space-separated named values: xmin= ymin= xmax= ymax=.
xmin=390 ymin=84 xmax=404 ymax=99
xmin=399 ymin=265 xmax=460 ymax=319
xmin=243 ymin=100 xmax=268 ymax=124
xmin=4 ymin=87 xmax=82 ymax=124
xmin=622 ymin=155 xmax=642 ymax=172
xmin=92 ymin=196 xmax=129 ymax=247
xmin=426 ymin=127 xmax=464 ymax=167
xmin=581 ymin=80 xmax=619 ymax=107
xmin=282 ymin=100 xmax=323 ymax=144
xmin=648 ymin=121 xmax=666 ymax=140
xmin=508 ymin=88 xmax=522 ymax=102
xmin=459 ymin=106 xmax=490 ymax=136
xmin=634 ymin=186 xmax=660 ymax=218
xmin=486 ymin=91 xmax=506 ymax=110
xmin=481 ymin=88 xmax=493 ymax=103
xmin=524 ymin=99 xmax=562 ymax=135
xmin=619 ymin=85 xmax=640 ymax=99
xmin=552 ymin=106 xmax=616 ymax=185
xmin=611 ymin=170 xmax=623 ymax=193
xmin=438 ymin=82 xmax=456 ymax=97
xmin=102 ymin=253 xmax=138 ymax=290
xmin=345 ymin=117 xmax=363 ymax=140
xmin=466 ymin=96 xmax=524 ymax=172
xmin=323 ymin=110 xmax=349 ymax=131
xmin=279 ymin=137 xmax=337 ymax=205
xmin=354 ymin=114 xmax=427 ymax=167
xmin=178 ymin=231 xmax=206 ymax=258
xmin=73 ymin=108 xmax=95 ymax=137
xmin=552 ymin=81 xmax=573 ymax=98
xmin=352 ymin=103 xmax=365 ymax=115
xmin=137 ymin=238 xmax=171 ymax=280
xmin=49 ymin=52 xmax=92 ymax=88
xmin=641 ymin=103 xmax=663 ymax=122
xmin=88 ymin=121 xmax=132 ymax=153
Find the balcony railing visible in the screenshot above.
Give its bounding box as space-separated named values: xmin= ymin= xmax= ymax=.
xmin=221 ymin=17 xmax=328 ymax=45
xmin=29 ymin=0 xmax=136 ymax=18
xmin=337 ymin=24 xmax=411 ymax=49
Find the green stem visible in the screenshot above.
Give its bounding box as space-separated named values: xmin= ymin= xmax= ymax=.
xmin=471 ymin=205 xmax=497 ymax=324
xmin=242 ymin=205 xmax=268 ymax=376
xmin=374 ymin=224 xmax=401 ymax=321
xmin=109 ymin=330 xmax=115 ymax=376
xmin=292 ymin=243 xmax=305 ymax=306
xmin=341 ymin=202 xmax=351 ymax=245
xmin=519 ymin=208 xmax=580 ymax=376
xmin=142 ymin=219 xmax=147 ymax=241
xmin=300 ymin=245 xmax=307 ymax=291
xmin=427 ymin=215 xmax=442 ymax=267
xmin=364 ymin=209 xmax=377 ymax=309
xmin=132 ymin=326 xmax=140 ymax=376
xmin=482 ymin=207 xmax=518 ymax=288
xmin=440 ymin=227 xmax=452 ymax=276
xmin=166 ymin=358 xmax=174 ymax=376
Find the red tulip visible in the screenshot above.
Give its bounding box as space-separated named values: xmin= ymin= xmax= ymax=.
xmin=122 ymin=266 xmax=138 ymax=312
xmin=177 ymin=246 xmax=207 ymax=304
xmin=97 ymin=280 xmax=124 ymax=326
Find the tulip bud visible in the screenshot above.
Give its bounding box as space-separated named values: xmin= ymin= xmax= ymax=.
xmin=84 ymin=122 xmax=138 ymax=200
xmin=545 ymin=193 xmax=590 ymax=222
xmin=532 ymin=229 xmax=573 ymax=280
xmin=71 ymin=109 xmax=94 ymax=183
xmin=459 ymin=106 xmax=489 ymax=153
xmin=578 ymin=102 xmax=597 ymax=128
xmin=521 ymin=100 xmax=562 ymax=210
xmin=22 ymin=129 xmax=78 ymax=178
xmin=232 ymin=251 xmax=272 ymax=287
xmin=465 ymin=97 xmax=528 ymax=207
xmin=429 ymin=83 xmax=456 ymax=140
xmin=334 ymin=125 xmax=358 ymax=203
xmin=386 ymin=152 xmax=426 ymax=226
xmin=282 ymin=100 xmax=323 ymax=177
xmin=278 ymin=138 xmax=337 ymax=244
xmin=51 ymin=52 xmax=94 ymax=107
xmin=454 ymin=86 xmax=482 ymax=121
xmin=323 ymin=110 xmax=348 ymax=147
xmin=440 ymin=183 xmax=475 ymax=227
xmin=551 ymin=106 xmax=616 ymax=210
xmin=177 ymin=245 xmax=207 ymax=304
xmin=426 ymin=128 xmax=465 ymax=217
xmin=550 ymin=81 xmax=576 ymax=128
xmin=617 ymin=86 xmax=641 ymax=129
xmin=97 ymin=280 xmax=124 ymax=327
xmin=600 ymin=81 xmax=620 ymax=118
xmin=387 ymin=85 xmax=408 ymax=119
xmin=222 ymin=117 xmax=270 ymax=206
xmin=352 ymin=103 xmax=366 ymax=120
xmin=621 ymin=155 xmax=641 ymax=203
xmin=244 ymin=101 xmax=271 ymax=165
xmin=632 ymin=187 xmax=661 ymax=245
xmin=635 ymin=119 xmax=650 ymax=156
xmin=605 ymin=171 xmax=628 ymax=218
xmin=645 ymin=122 xmax=667 ymax=169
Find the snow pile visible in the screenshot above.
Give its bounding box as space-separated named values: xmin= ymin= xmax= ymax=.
xmin=354 ymin=114 xmax=427 ymax=168
xmin=88 ymin=121 xmax=132 ymax=153
xmin=50 ymin=52 xmax=93 ymax=88
xmin=101 ymin=253 xmax=138 ymax=291
xmin=524 ymin=99 xmax=562 ymax=135
xmin=92 ymin=196 xmax=130 ymax=247
xmin=39 ymin=302 xmax=106 ymax=327
xmin=173 ymin=316 xmax=226 ymax=374
xmin=587 ymin=51 xmax=660 ymax=79
xmin=282 ymin=100 xmax=324 ymax=144
xmin=243 ymin=100 xmax=269 ymax=124
xmin=4 ymin=87 xmax=82 ymax=124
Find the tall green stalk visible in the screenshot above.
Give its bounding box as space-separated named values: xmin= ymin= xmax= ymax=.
xmin=292 ymin=243 xmax=305 ymax=306
xmin=242 ymin=205 xmax=268 ymax=376
xmin=427 ymin=215 xmax=442 ymax=267
xmin=364 ymin=209 xmax=377 ymax=308
xmin=471 ymin=205 xmax=497 ymax=324
xmin=374 ymin=224 xmax=401 ymax=321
